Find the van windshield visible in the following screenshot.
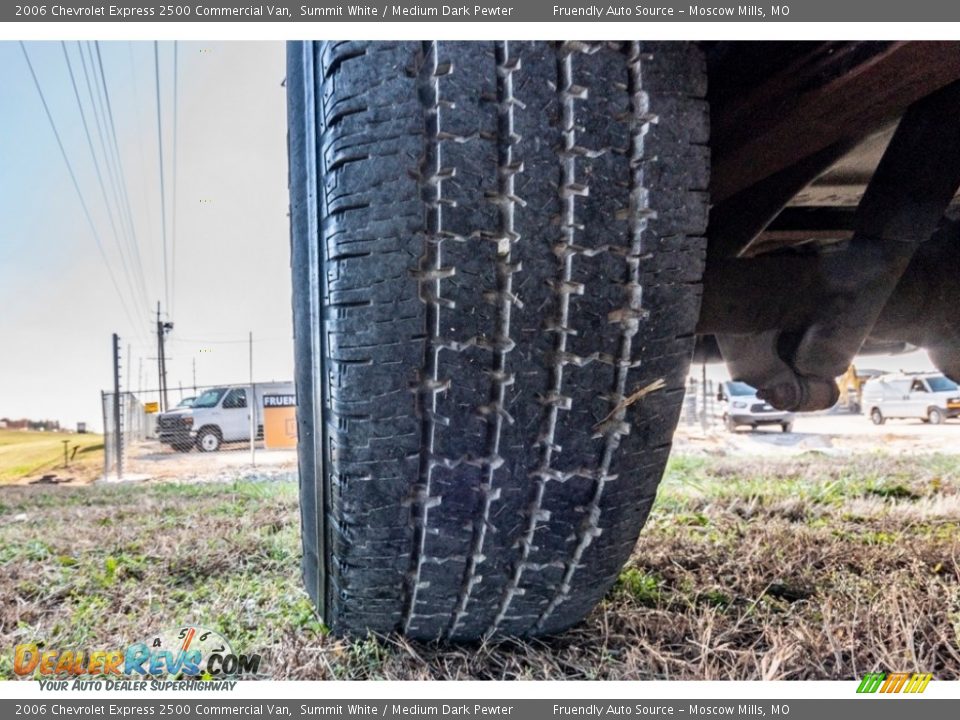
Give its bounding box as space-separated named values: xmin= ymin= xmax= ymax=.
xmin=726 ymin=381 xmax=756 ymax=397
xmin=927 ymin=376 xmax=958 ymax=392
xmin=192 ymin=388 xmax=226 ymax=409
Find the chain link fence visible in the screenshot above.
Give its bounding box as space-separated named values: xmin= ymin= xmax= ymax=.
xmin=101 ymin=391 xmax=155 ymax=479
xmin=682 ymin=376 xmax=724 ymax=429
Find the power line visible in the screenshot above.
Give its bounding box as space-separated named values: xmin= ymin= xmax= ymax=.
xmin=94 ymin=41 xmax=152 ymax=313
xmin=76 ymin=41 xmax=149 ymax=322
xmin=126 ymin=41 xmax=161 ymax=290
xmin=62 ymin=42 xmax=152 ymax=323
xmin=19 ymin=41 xmax=142 ymax=339
xmin=60 ymin=42 xmax=126 ymax=284
xmin=154 ymin=40 xmax=170 ymax=312
xmin=169 ymin=336 xmax=291 ymax=345
xmin=171 ymin=40 xmax=179 ymax=317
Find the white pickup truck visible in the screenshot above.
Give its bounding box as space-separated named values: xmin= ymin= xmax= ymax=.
xmin=156 ymin=382 xmax=295 ymax=452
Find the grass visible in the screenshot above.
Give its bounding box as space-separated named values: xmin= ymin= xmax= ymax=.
xmin=0 ymin=429 xmax=104 ymax=485
xmin=0 ymin=454 xmax=958 ymax=680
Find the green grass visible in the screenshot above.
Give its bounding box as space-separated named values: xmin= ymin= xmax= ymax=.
xmin=0 ymin=454 xmax=958 ymax=680
xmin=0 ymin=429 xmax=104 ymax=484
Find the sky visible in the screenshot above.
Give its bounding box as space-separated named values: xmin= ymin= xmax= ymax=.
xmin=0 ymin=41 xmax=292 ymax=431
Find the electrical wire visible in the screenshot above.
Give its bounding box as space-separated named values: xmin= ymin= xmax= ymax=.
xmin=76 ymin=41 xmax=149 ymax=321
xmin=154 ymin=40 xmax=170 ymax=312
xmin=126 ymin=41 xmax=161 ymax=298
xmin=171 ymin=40 xmax=179 ymax=318
xmin=169 ymin=336 xmax=291 ymax=345
xmin=60 ymin=42 xmax=126 ymax=284
xmin=63 ymin=42 xmax=152 ymax=323
xmin=93 ymin=41 xmax=152 ymax=313
xmin=19 ymin=42 xmax=144 ymax=341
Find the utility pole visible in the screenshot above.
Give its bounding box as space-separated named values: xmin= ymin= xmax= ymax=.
xmin=192 ymin=357 xmax=197 ymax=393
xmin=112 ymin=333 xmax=123 ymax=480
xmin=156 ymin=301 xmax=174 ymax=411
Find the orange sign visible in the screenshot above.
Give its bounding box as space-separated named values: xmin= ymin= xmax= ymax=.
xmin=263 ymin=394 xmax=297 ymax=449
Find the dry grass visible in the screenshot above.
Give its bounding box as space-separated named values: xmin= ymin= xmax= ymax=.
xmin=1 ymin=453 xmax=958 ymax=680
xmin=0 ymin=430 xmax=104 ymax=485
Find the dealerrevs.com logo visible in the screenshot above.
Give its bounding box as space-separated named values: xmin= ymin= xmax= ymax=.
xmin=857 ymin=672 xmax=933 ymax=694
xmin=14 ymin=626 xmax=262 ymax=688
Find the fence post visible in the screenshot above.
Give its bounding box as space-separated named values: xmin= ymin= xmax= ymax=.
xmin=249 ymin=332 xmax=256 ymax=467
xmin=700 ymin=363 xmax=708 ymax=431
xmin=112 ymin=333 xmax=123 ymax=480
xmin=100 ymin=390 xmax=108 ymax=480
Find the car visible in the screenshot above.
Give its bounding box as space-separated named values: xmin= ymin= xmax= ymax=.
xmin=863 ymin=373 xmax=960 ymax=425
xmin=286 ymin=41 xmax=960 ymax=640
xmin=718 ymin=381 xmax=795 ymax=432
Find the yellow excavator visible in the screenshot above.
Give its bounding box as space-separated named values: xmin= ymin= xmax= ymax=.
xmin=837 ymin=365 xmax=883 ymax=414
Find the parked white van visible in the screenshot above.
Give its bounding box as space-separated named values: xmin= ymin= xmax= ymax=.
xmin=862 ymin=373 xmax=960 ymax=425
xmin=157 ymin=382 xmax=295 ymax=452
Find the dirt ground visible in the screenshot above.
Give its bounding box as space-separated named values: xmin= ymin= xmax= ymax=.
xmin=116 ymin=441 xmax=297 ymax=483
xmin=1 ymin=450 xmax=957 ymax=681
xmin=675 ymin=412 xmax=960 ymax=457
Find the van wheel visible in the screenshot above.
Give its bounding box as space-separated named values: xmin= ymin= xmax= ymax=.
xmin=196 ymin=428 xmax=221 ymax=453
xmin=928 ymin=407 xmax=945 ymax=425
xmin=870 ymin=408 xmax=885 ymax=425
xmin=288 ymin=41 xmax=708 ymax=640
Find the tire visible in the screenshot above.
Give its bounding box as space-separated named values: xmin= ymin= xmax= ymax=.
xmin=288 ymin=41 xmax=709 ymax=640
xmin=871 ymin=408 xmax=885 ymax=425
xmin=196 ymin=428 xmax=221 ymax=453
xmin=928 ymin=407 xmax=945 ymax=425
xmin=724 ymin=415 xmax=737 ymax=432
xmin=781 ymin=422 xmax=793 ymax=433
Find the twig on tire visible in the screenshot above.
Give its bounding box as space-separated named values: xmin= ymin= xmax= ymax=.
xmin=593 ymin=378 xmax=666 ymax=431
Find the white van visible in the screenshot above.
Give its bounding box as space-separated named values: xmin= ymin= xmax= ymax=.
xmin=717 ymin=380 xmax=796 ymax=432
xmin=157 ymin=382 xmax=295 ymax=452
xmin=862 ymin=373 xmax=960 ymax=425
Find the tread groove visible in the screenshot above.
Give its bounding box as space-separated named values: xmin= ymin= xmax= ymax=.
xmin=447 ymin=40 xmax=523 ymax=640
xmin=402 ymin=40 xmax=448 ymax=635
xmin=536 ymin=42 xmax=655 ymax=629
xmin=492 ymin=42 xmax=587 ymax=631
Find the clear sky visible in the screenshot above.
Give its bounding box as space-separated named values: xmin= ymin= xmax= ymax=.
xmin=0 ymin=41 xmax=292 ymax=432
